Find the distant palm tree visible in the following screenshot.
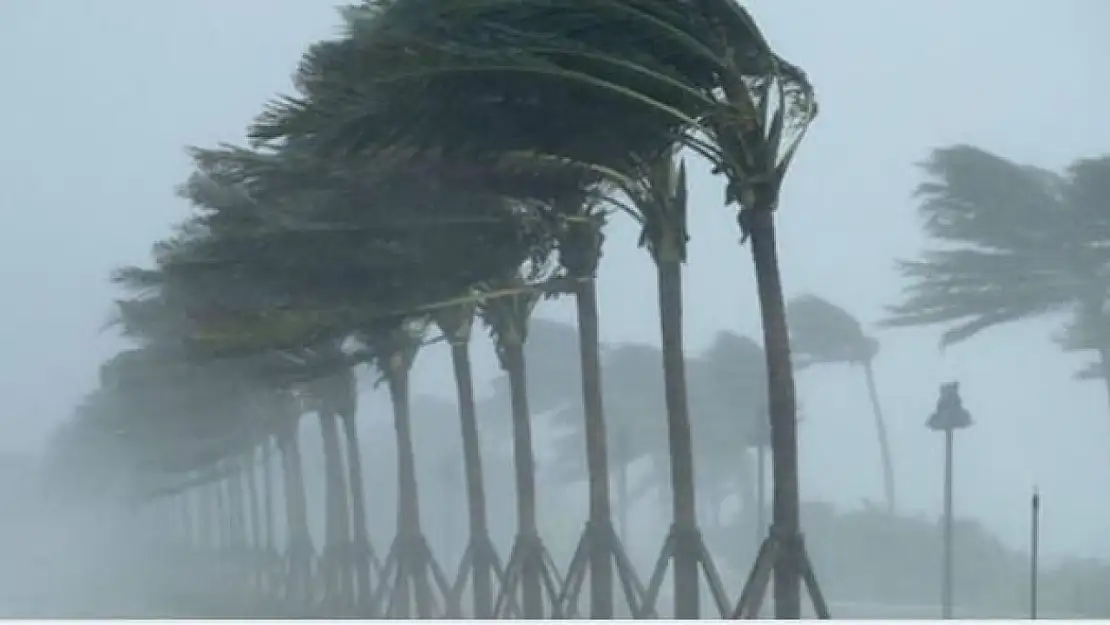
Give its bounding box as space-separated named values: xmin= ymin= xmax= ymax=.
xmin=788 ymin=294 xmax=895 ymax=513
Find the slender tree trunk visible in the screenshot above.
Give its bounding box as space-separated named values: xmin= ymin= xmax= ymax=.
xmin=214 ymin=468 xmax=229 ymax=553
xmin=450 ymin=340 xmax=493 ymax=618
xmin=747 ymin=208 xmax=803 ymax=619
xmin=656 ymin=257 xmax=699 ymax=618
xmin=340 ymin=409 xmax=373 ymax=607
xmin=503 ymin=340 xmax=543 ymax=618
xmin=261 ymin=438 xmax=276 ymax=596
xmin=388 ymin=368 xmax=422 ymax=532
xmin=319 ymin=410 xmax=353 ymax=607
xmin=245 ymin=451 xmax=263 ymax=590
xmin=862 ymin=360 xmax=896 ymax=514
xmin=228 ymin=460 xmax=248 ymax=582
xmin=615 ymin=434 xmax=630 ymax=543
xmin=574 ymin=278 xmax=616 ymax=617
xmin=262 ymin=437 xmax=276 ymax=553
xmin=278 ymin=424 xmax=313 ymax=604
xmin=386 ymin=364 xmax=424 ymax=617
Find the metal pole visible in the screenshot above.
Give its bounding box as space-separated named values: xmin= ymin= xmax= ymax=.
xmin=942 ymin=428 xmax=954 ymax=619
xmin=1031 ymin=487 xmax=1040 ymax=619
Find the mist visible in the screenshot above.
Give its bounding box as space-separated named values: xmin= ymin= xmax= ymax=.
xmin=2 ymin=0 xmax=1109 ymax=618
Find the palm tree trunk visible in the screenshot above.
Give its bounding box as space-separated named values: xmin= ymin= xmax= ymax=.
xmin=862 ymin=360 xmax=896 ymax=514
xmin=340 ymin=409 xmax=373 ymax=607
xmin=319 ymin=410 xmax=353 ymax=607
xmin=503 ymin=340 xmax=543 ymax=617
xmin=615 ymin=433 xmax=630 ymax=542
xmin=277 ymin=424 xmax=313 ymax=604
xmin=386 ymin=364 xmax=426 ymax=617
xmin=387 ymin=367 xmax=423 ymax=532
xmin=261 ymin=437 xmax=276 ymax=595
xmin=449 ymin=339 xmax=494 ymax=618
xmin=574 ymin=277 xmax=615 ymax=617
xmin=245 ymin=451 xmax=263 ymax=589
xmin=656 ymin=257 xmax=699 ymax=618
xmin=262 ymin=437 xmax=275 ymax=553
xmin=747 ymin=207 xmax=802 ymax=619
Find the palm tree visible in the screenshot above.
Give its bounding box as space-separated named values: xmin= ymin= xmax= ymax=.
xmin=430 ymin=302 xmax=499 ymax=618
xmin=788 ymin=294 xmax=895 ymax=513
xmin=480 ymin=269 xmax=560 ymax=618
xmin=887 ymin=148 xmax=1110 ymax=414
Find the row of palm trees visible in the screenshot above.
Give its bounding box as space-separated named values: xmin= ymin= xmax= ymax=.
xmin=44 ymin=0 xmax=833 ymax=619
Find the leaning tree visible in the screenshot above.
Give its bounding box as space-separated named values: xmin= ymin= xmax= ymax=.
xmin=788 ymin=294 xmax=896 ymax=514
xmin=886 ymin=147 xmax=1110 ymax=417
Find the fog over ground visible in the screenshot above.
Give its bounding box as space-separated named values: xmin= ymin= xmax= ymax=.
xmin=1 ymin=0 xmax=1109 ymax=614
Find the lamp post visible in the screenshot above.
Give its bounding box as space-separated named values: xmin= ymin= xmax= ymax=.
xmin=927 ymin=382 xmax=973 ymax=620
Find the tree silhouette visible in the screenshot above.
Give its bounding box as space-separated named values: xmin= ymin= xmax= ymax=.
xmin=887 ymin=147 xmax=1110 ymax=417
xmin=788 ymin=294 xmax=895 ymax=513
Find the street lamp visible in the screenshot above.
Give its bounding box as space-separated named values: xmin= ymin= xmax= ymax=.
xmin=927 ymin=382 xmax=973 ymax=619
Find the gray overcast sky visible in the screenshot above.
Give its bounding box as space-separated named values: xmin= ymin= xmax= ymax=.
xmin=1 ymin=1 xmax=1109 ymax=558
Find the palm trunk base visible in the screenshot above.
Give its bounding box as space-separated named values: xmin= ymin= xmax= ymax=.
xmin=284 ymin=535 xmax=316 ymax=606
xmin=369 ymin=531 xmax=452 ymax=618
xmin=446 ymin=533 xmax=507 ymax=618
xmin=493 ymin=532 xmax=563 ymax=619
xmin=319 ymin=542 xmax=359 ymax=613
xmin=732 ymin=526 xmax=829 ymax=619
xmin=639 ymin=525 xmax=731 ymax=618
xmin=349 ymin=537 xmax=384 ymax=610
xmin=559 ymin=520 xmax=648 ymax=618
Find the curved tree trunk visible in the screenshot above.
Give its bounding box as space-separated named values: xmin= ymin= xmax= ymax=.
xmin=261 ymin=437 xmax=277 ymax=595
xmin=748 ymin=208 xmax=803 ymax=618
xmin=319 ymin=410 xmax=354 ymax=608
xmin=449 ymin=339 xmax=494 ymax=618
xmin=262 ymin=438 xmax=275 ymax=552
xmin=277 ymin=424 xmax=313 ymax=605
xmin=656 ymin=257 xmax=699 ymax=618
xmin=340 ymin=408 xmax=374 ymax=608
xmin=386 ymin=363 xmax=429 ymax=617
xmin=245 ymin=450 xmax=263 ymax=590
xmin=862 ymin=360 xmax=896 ymax=514
xmin=502 ymin=340 xmax=543 ymax=617
xmin=574 ymin=277 xmax=616 ymax=617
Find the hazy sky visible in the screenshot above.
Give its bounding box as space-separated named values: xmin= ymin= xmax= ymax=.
xmin=2 ymin=0 xmax=1110 ymax=559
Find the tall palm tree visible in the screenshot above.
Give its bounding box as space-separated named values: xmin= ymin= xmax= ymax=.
xmin=431 ymin=302 xmax=499 ymax=618
xmin=480 ymin=269 xmax=558 ymax=618
xmin=360 ymin=320 xmax=449 ymax=618
xmin=788 ymin=294 xmax=895 ymax=513
xmin=887 ymin=147 xmax=1110 ymax=417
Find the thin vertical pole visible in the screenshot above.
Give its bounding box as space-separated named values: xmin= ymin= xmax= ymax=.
xmin=942 ymin=429 xmax=954 ymax=619
xmin=1031 ymin=487 xmax=1040 ymax=619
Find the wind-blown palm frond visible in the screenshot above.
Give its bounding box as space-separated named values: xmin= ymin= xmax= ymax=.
xmin=886 ymin=145 xmax=1107 ymax=347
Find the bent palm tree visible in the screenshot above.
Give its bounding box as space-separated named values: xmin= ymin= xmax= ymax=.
xmin=887 ymin=148 xmax=1110 ymax=418
xmin=788 ymin=294 xmax=895 ymax=513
